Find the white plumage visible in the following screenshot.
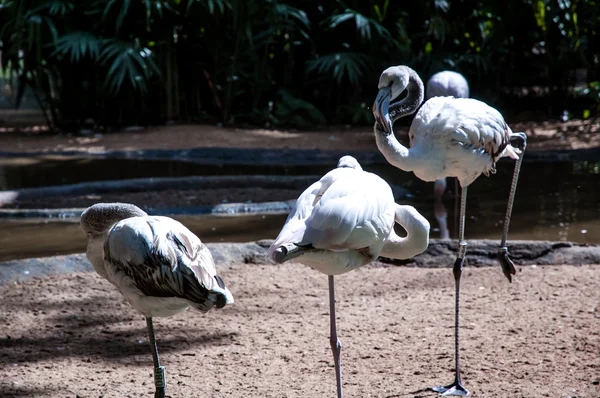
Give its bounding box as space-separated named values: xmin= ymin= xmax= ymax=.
xmin=268 ymin=155 xmax=430 ymax=398
xmin=426 ymin=70 xmax=470 ymax=204
xmin=426 ymin=70 xmax=470 ymax=99
xmin=269 ymin=160 xmax=394 ymax=274
xmin=373 ymin=65 xmax=527 ymax=397
xmin=408 ymin=96 xmax=521 ymax=187
xmin=81 ymin=202 xmax=233 ymax=398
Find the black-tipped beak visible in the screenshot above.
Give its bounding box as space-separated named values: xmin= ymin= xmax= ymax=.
xmin=373 ymin=86 xmax=393 ymax=133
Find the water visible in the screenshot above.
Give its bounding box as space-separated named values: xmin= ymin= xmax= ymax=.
xmin=0 ymin=156 xmax=598 ymax=261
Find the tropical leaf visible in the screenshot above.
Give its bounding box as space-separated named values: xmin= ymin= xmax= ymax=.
xmin=100 ymin=40 xmax=159 ymax=94
xmin=192 ymin=0 xmax=230 ymax=15
xmin=433 ymin=0 xmax=450 ymax=13
xmin=270 ymin=89 xmax=326 ymax=126
xmin=25 ymin=0 xmax=74 ymax=18
xmin=52 ymin=31 xmax=101 ymax=62
xmin=272 ymin=3 xmax=310 ymax=38
xmin=326 ymin=9 xmax=393 ymax=42
xmin=306 ymin=52 xmax=372 ymax=87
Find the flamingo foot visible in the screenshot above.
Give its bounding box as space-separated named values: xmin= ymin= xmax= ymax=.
xmin=497 ymin=247 xmax=516 ymax=282
xmin=432 ymin=380 xmax=470 ymax=396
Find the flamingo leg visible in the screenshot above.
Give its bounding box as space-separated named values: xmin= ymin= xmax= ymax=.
xmin=146 ymin=317 xmax=166 ymax=398
xmin=433 ymin=186 xmax=470 ymax=397
xmin=328 ymin=275 xmax=344 ymax=398
xmin=497 ymin=132 xmax=527 ymax=281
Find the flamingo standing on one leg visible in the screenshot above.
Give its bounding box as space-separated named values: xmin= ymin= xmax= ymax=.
xmin=81 ymin=203 xmax=234 ymax=398
xmin=268 ymin=155 xmax=430 ymax=398
xmin=426 ymin=70 xmax=470 ymax=240
xmin=372 ymin=65 xmax=526 ymax=396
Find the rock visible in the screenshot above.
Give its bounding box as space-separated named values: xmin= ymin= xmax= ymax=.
xmin=2 ymin=240 xmax=598 ymax=286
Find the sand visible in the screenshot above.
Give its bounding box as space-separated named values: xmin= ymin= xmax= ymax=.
xmin=1 ymin=263 xmax=598 ymax=397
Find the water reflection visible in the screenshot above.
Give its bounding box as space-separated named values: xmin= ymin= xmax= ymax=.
xmin=0 ymin=157 xmax=598 ymax=261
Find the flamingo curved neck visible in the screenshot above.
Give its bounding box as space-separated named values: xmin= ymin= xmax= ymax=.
xmin=374 ymin=69 xmax=425 ymax=173
xmin=380 ymin=205 xmax=430 ymax=260
xmin=375 ymin=131 xmax=423 ymax=172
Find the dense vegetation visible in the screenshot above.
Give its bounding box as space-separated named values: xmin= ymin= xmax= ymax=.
xmin=1 ymin=0 xmax=599 ymax=131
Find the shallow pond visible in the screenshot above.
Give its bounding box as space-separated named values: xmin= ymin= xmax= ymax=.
xmin=0 ymin=155 xmax=598 ymax=261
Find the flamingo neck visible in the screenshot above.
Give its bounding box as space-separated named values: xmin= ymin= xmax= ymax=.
xmin=380 ymin=205 xmax=430 ymax=260
xmin=374 ymin=68 xmax=425 ymax=173
xmin=374 ymin=130 xmax=426 ymax=173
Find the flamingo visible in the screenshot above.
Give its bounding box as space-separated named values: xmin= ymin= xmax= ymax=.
xmin=80 ymin=203 xmax=234 ymax=398
xmin=427 ymin=70 xmax=471 ymax=240
xmin=372 ymin=65 xmax=526 ymax=396
xmin=268 ymin=155 xmax=430 ymax=398
xmin=426 ymin=70 xmax=470 ymax=99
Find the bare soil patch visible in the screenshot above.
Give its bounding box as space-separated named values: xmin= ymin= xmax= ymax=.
xmin=1 ymin=263 xmax=599 ymax=397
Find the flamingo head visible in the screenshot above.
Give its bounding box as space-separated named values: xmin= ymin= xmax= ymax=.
xmin=373 ymin=66 xmax=411 ymax=134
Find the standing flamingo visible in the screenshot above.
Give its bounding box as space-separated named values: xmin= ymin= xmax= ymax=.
xmin=426 ymin=70 xmax=470 ymax=99
xmin=372 ymin=65 xmax=526 ymax=396
xmin=427 ymin=70 xmax=471 ymax=239
xmin=81 ymin=203 xmax=234 ymax=398
xmin=268 ymin=155 xmax=430 ymax=398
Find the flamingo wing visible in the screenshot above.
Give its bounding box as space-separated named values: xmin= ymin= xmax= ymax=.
xmin=269 ymin=168 xmax=395 ymax=254
xmin=411 ymin=97 xmax=520 ymax=160
xmin=104 ymin=216 xmax=232 ymax=311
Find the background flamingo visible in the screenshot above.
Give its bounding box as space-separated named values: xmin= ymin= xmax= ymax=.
xmin=426 ymin=70 xmax=471 ymax=239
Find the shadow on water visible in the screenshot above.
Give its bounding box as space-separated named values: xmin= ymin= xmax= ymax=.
xmin=0 ymin=156 xmax=599 ymax=261
xmin=0 ymin=156 xmax=329 ymax=190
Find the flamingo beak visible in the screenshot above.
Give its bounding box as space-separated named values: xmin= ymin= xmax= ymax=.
xmin=373 ymin=87 xmax=393 ymax=134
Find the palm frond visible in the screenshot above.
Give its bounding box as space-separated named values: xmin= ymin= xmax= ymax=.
xmin=434 ymin=0 xmax=450 ymax=13
xmin=24 ymin=0 xmax=74 ymax=18
xmin=271 ymin=89 xmax=327 ymax=126
xmin=100 ymin=39 xmax=159 ymax=94
xmin=52 ymin=32 xmax=101 ymax=62
xmin=326 ymin=9 xmax=393 ymax=42
xmin=306 ymin=52 xmax=372 ymax=87
xmin=272 ymin=3 xmax=310 ymax=38
xmin=192 ymin=0 xmax=230 ymax=15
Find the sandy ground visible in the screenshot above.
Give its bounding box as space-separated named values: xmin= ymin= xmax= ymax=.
xmin=1 ymin=263 xmax=599 ymax=398
xmin=1 ymin=118 xmax=599 ymax=154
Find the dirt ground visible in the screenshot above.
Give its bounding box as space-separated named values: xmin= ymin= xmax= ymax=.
xmin=0 ymin=118 xmax=599 ymax=154
xmin=1 ymin=263 xmax=598 ymax=398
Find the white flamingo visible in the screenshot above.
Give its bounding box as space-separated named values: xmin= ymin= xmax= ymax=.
xmin=426 ymin=70 xmax=471 ymax=239
xmin=80 ymin=203 xmax=233 ymax=398
xmin=372 ymin=65 xmax=526 ymax=396
xmin=268 ymin=155 xmax=430 ymax=398
xmin=426 ymin=70 xmax=470 ymax=99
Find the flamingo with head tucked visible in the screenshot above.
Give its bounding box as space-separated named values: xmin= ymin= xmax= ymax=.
xmin=81 ymin=203 xmax=233 ymax=398
xmin=268 ymin=155 xmax=430 ymax=398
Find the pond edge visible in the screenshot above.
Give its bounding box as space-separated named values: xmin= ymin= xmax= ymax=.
xmin=1 ymin=239 xmax=598 ymax=286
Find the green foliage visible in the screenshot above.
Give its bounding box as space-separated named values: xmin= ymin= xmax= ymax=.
xmin=0 ymin=0 xmax=599 ymax=130
xmin=270 ymin=89 xmax=327 ymax=127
